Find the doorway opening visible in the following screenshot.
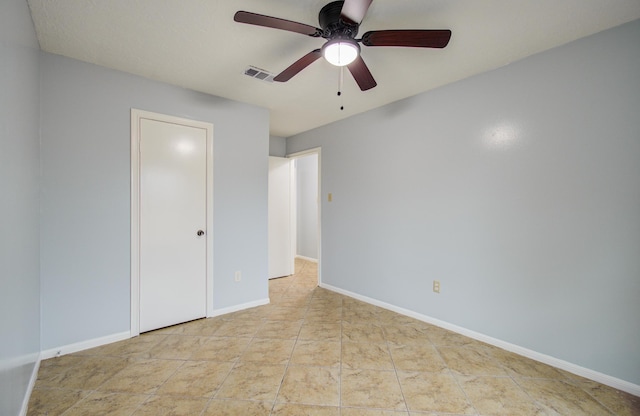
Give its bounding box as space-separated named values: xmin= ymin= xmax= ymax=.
xmin=289 ymin=148 xmax=321 ymax=286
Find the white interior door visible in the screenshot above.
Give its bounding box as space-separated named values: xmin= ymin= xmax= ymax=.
xmin=139 ymin=118 xmax=207 ymax=332
xmin=268 ymin=156 xmax=293 ymax=278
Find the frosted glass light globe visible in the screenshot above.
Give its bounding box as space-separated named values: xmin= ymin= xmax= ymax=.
xmin=322 ymin=40 xmax=359 ymax=66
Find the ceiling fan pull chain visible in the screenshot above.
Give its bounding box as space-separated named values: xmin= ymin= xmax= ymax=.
xmin=338 ymin=66 xmax=344 ymax=110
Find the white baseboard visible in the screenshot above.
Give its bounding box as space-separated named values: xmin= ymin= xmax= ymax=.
xmin=24 ymin=298 xmax=270 ymax=414
xmin=320 ymin=283 xmax=640 ymax=397
xmin=295 ymin=255 xmax=318 ymax=263
xmin=19 ymin=353 xmax=41 ymax=416
xmin=40 ymin=331 xmax=131 ymax=360
xmin=209 ymin=298 xmax=270 ymax=317
xmin=39 ymin=297 xmax=272 ymax=361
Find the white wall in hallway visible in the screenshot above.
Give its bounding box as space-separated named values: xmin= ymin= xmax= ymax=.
xmin=296 ymin=154 xmax=319 ymax=260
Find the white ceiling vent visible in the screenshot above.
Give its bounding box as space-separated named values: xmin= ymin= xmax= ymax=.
xmin=244 ymin=66 xmax=275 ymax=83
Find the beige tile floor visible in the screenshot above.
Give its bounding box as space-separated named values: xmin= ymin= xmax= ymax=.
xmin=28 ymin=259 xmax=639 ymax=415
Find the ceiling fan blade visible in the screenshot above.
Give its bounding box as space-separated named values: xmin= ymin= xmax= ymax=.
xmin=234 ymin=11 xmax=321 ymax=37
xmin=347 ymin=56 xmax=377 ymax=91
xmin=362 ymin=30 xmax=452 ymax=48
xmin=274 ymin=49 xmax=323 ymax=82
xmin=340 ymin=0 xmax=373 ymax=25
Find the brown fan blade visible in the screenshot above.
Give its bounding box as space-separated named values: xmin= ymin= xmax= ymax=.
xmin=347 ymin=56 xmax=377 ymax=91
xmin=234 ymin=11 xmax=322 ymax=37
xmin=274 ymin=49 xmax=323 ymax=82
xmin=340 ymin=0 xmax=373 ymax=25
xmin=362 ymin=30 xmax=452 ymax=48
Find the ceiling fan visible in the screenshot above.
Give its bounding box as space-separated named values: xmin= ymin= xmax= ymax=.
xmin=234 ymin=0 xmax=451 ymax=91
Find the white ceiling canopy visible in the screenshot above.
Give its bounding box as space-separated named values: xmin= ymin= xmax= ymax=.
xmin=27 ymin=0 xmax=640 ymax=137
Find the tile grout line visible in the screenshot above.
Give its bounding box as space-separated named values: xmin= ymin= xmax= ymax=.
xmin=266 ymin=260 xmax=315 ymax=415
xmin=430 ymin=335 xmax=480 ymax=416
xmin=197 ymin=351 xmax=244 ymax=415
xmin=267 ymin=277 xmax=299 ymax=415
xmin=192 ymin=301 xmax=266 ymax=414
xmin=384 ymin=324 xmax=411 ymax=414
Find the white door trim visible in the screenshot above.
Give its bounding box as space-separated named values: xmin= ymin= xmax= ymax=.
xmin=130 ymin=109 xmax=214 ymax=336
xmin=286 ymin=147 xmax=322 ymax=285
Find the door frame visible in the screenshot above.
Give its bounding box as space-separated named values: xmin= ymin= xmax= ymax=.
xmin=130 ymin=109 xmax=214 ymax=336
xmin=287 ymin=147 xmax=322 ymax=285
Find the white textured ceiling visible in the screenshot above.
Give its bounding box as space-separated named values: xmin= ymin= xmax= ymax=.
xmin=27 ymin=0 xmax=640 ymax=137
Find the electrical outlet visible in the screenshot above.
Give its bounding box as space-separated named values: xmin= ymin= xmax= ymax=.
xmin=328 ymin=193 xmax=333 ymax=202
xmin=433 ymin=280 xmax=440 ymax=293
xmin=234 ymin=271 xmax=242 ymax=282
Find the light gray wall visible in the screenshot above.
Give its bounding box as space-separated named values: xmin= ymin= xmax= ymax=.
xmin=288 ymin=20 xmax=640 ymax=385
xmin=296 ymin=155 xmax=318 ymax=259
xmin=269 ymin=135 xmax=287 ymax=157
xmin=0 ymin=0 xmax=41 ymax=414
xmin=40 ymin=53 xmax=269 ymax=349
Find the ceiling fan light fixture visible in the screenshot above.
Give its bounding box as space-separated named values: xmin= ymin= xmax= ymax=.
xmin=322 ymin=39 xmax=360 ymax=66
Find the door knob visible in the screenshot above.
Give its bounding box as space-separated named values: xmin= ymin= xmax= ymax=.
xmin=197 ymin=230 xmax=205 ymax=236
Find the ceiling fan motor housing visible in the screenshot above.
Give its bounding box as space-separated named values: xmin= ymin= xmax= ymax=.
xmin=319 ymin=1 xmax=359 ymax=40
